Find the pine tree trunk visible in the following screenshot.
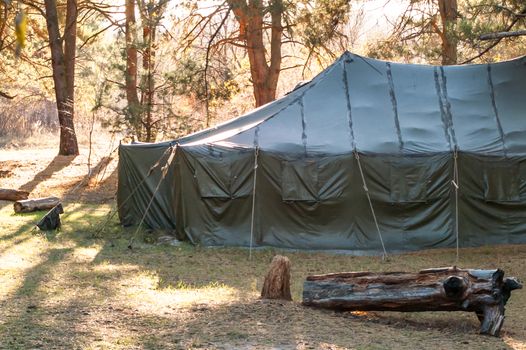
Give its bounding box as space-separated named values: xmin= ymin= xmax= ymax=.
xmin=142 ymin=22 xmax=155 ymax=142
xmin=125 ymin=0 xmax=141 ymax=136
xmin=230 ymin=0 xmax=283 ymax=107
xmin=438 ymin=0 xmax=458 ymax=65
xmin=44 ymin=0 xmax=79 ymax=156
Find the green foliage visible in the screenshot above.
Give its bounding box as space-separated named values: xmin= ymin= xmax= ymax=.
xmin=367 ymin=0 xmax=526 ymax=64
xmin=164 ymin=57 xmax=239 ymax=103
xmin=295 ymin=0 xmax=350 ymax=51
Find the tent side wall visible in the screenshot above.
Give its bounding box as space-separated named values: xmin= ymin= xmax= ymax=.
xmin=118 ymin=143 xmax=177 ymax=231
xmin=174 ymin=145 xmax=255 ymax=246
xmin=458 ymin=153 xmax=526 ymax=246
xmin=174 ymin=144 xmax=459 ymax=252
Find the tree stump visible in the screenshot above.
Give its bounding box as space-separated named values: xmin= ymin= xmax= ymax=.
xmin=302 ymin=266 xmax=522 ymax=336
xmin=0 ymin=188 xmax=29 ymax=201
xmin=14 ymin=197 xmax=60 ymax=213
xmin=261 ymin=255 xmax=292 ymax=301
xmin=36 ymin=204 xmax=64 ymax=231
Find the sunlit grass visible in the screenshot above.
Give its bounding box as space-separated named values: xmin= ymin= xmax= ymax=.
xmin=0 ymin=201 xmax=525 ymax=349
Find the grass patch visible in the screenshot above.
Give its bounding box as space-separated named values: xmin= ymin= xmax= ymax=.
xmin=0 ymin=202 xmax=525 ymax=349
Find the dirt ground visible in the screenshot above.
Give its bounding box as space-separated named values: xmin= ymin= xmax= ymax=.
xmin=0 ymin=137 xmax=118 ymax=204
xmin=0 ymin=136 xmax=525 ymax=349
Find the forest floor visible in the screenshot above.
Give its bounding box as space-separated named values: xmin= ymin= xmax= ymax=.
xmin=0 ymin=133 xmax=526 ymax=349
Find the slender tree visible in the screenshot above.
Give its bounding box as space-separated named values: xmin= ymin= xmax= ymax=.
xmin=125 ymin=0 xmax=140 ymax=131
xmin=182 ymin=0 xmax=351 ymax=107
xmin=122 ymin=0 xmax=167 ymax=142
xmin=438 ymin=0 xmax=458 ymax=65
xmin=43 ymin=0 xmax=79 ymax=155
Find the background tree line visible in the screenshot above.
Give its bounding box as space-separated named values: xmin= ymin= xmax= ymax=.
xmin=0 ymin=0 xmax=524 ymax=153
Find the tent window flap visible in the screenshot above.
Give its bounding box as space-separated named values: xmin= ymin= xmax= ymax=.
xmin=390 ymin=160 xmax=429 ymax=202
xmin=282 ymin=160 xmax=319 ymax=201
xmin=483 ymin=162 xmax=520 ymax=202
xmin=195 ymin=158 xmax=231 ymax=199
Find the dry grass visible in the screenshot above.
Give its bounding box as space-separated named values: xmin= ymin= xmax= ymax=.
xmin=0 ymin=140 xmax=525 ymax=349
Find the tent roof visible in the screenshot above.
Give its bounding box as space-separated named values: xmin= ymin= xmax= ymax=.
xmin=136 ymin=52 xmax=526 ymax=156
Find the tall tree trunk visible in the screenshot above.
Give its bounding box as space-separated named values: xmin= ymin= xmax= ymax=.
xmin=125 ymin=0 xmax=141 ymax=138
xmin=230 ymin=0 xmax=283 ymax=107
xmin=44 ymin=0 xmax=79 ymax=155
xmin=438 ymin=0 xmax=458 ymax=65
xmin=142 ymin=21 xmax=155 ymax=142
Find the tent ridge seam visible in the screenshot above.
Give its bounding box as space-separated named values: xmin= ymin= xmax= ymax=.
xmin=386 ymin=62 xmax=404 ymax=152
xmin=487 ymin=64 xmax=507 ymax=156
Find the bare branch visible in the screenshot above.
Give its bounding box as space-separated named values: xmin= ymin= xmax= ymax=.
xmin=480 ymin=30 xmax=526 ymax=40
xmin=462 ymin=5 xmax=526 ymax=64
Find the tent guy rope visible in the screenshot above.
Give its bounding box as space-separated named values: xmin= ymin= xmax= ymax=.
xmin=249 ymin=146 xmax=259 ymax=260
xmin=452 ymin=148 xmax=460 ymax=262
xmin=94 ymin=144 xmax=175 ymax=238
xmin=354 ymin=151 xmax=388 ymax=260
xmin=128 ymin=145 xmax=177 ymax=248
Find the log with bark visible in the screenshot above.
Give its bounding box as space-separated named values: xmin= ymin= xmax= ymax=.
xmin=14 ymin=197 xmax=61 ymax=213
xmin=0 ymin=188 xmax=29 ymax=201
xmin=302 ymin=266 xmax=522 ymax=336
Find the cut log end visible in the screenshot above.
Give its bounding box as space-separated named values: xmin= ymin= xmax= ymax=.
xmin=261 ymin=255 xmax=292 ymax=301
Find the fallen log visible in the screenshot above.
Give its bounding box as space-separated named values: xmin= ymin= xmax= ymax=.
xmin=14 ymin=196 xmax=60 ymax=213
xmin=302 ymin=266 xmax=522 ymax=336
xmin=0 ymin=188 xmax=29 ymax=201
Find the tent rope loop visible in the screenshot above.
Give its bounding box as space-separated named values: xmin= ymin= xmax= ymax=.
xmin=354 ymin=150 xmax=388 ymax=260
xmin=249 ymin=146 xmax=259 ymax=260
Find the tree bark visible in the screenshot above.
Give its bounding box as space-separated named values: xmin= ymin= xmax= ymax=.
xmin=141 ymin=19 xmax=155 ymax=142
xmin=125 ymin=0 xmax=141 ymax=137
xmin=64 ymin=0 xmax=77 ymax=114
xmin=44 ymin=0 xmax=79 ymax=156
xmin=261 ymin=255 xmax=292 ymax=300
xmin=0 ymin=189 xmax=29 ymax=201
xmin=303 ymin=267 xmax=522 ymax=336
xmin=438 ymin=0 xmax=458 ymax=65
xmin=14 ymin=196 xmax=61 ymax=213
xmin=229 ymin=0 xmax=283 ymax=107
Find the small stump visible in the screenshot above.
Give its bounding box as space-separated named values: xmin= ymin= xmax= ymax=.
xmin=261 ymin=255 xmax=292 ymax=301
xmin=36 ymin=204 xmax=64 ymax=231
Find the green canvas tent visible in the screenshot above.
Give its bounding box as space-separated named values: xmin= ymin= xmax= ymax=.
xmin=118 ymin=51 xmax=526 ymax=253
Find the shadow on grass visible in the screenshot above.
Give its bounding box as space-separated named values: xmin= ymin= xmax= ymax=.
xmin=19 ymin=155 xmax=76 ymax=194
xmin=0 ymin=204 xmax=523 ymax=349
xmin=62 ymin=156 xmax=117 ymax=204
xmin=0 ymin=248 xmax=72 ymax=349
